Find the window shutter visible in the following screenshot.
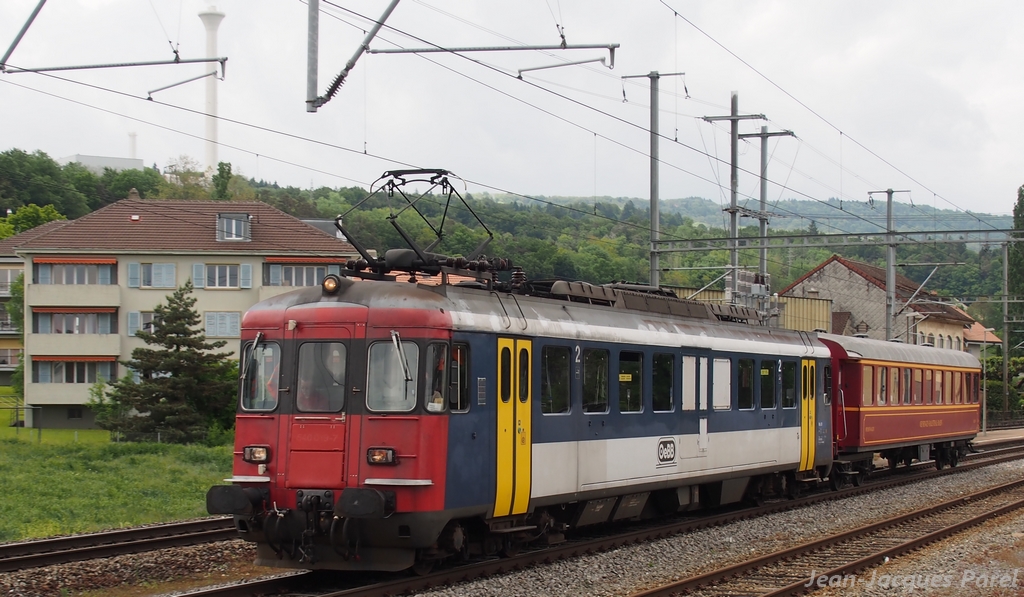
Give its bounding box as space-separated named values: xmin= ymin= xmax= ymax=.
xmin=128 ymin=263 xmax=140 ymax=288
xmin=205 ymin=312 xmax=216 ymax=336
xmin=328 ymin=264 xmax=340 ymax=276
xmin=229 ymin=312 xmax=240 ymax=336
xmin=192 ymin=263 xmax=205 ymax=288
xmin=38 ymin=263 xmax=51 ymax=284
xmin=240 ymin=264 xmax=252 ymax=288
xmin=128 ymin=311 xmax=141 ymax=336
xmin=269 ymin=264 xmax=282 ymax=286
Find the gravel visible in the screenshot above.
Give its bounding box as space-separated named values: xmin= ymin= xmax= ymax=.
xmin=4 ymin=461 xmax=1022 ymax=597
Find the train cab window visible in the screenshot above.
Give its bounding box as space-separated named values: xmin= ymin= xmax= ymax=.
xmin=781 ymin=361 xmax=797 ymax=408
xmin=913 ymin=369 xmax=923 ymax=404
xmin=582 ymin=348 xmax=609 ymax=413
xmin=653 ymin=353 xmax=674 ymax=412
xmin=241 ymin=341 xmax=280 ymax=411
xmin=450 ymin=344 xmax=470 ymax=412
xmin=902 ymin=368 xmax=912 ymax=404
xmin=924 ymin=369 xmax=933 ymax=404
xmin=296 ymin=342 xmax=346 ymax=412
xmin=737 ymin=359 xmax=755 ymax=410
xmin=862 ymin=365 xmax=874 ymax=406
xmin=760 ymin=360 xmax=777 ymax=409
xmin=619 ymin=351 xmax=643 ymax=413
xmin=713 ymin=358 xmax=732 ymax=410
xmin=953 ymin=371 xmax=963 ymax=404
xmin=541 ymin=346 xmax=570 ymax=414
xmin=424 ymin=343 xmax=449 ymax=413
xmin=877 ymin=367 xmax=887 ymax=406
xmin=823 ymin=365 xmax=832 ymax=406
xmin=682 ymin=355 xmax=697 ymax=411
xmin=366 ymin=340 xmax=419 ymax=412
xmin=935 ymin=370 xmax=944 ymax=404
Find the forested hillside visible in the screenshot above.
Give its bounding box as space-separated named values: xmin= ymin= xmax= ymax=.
xmin=0 ymin=149 xmax=1007 ymax=313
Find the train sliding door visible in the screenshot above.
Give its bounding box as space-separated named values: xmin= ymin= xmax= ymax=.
xmin=494 ymin=337 xmax=533 ymax=518
xmin=799 ymin=358 xmax=816 ymax=472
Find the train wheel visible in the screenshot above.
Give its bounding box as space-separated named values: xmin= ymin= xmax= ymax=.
xmin=501 ymin=536 xmax=522 ymax=558
xmin=411 ymin=558 xmax=435 ymax=576
xmin=888 ymin=457 xmax=899 ymax=471
xmin=851 ymin=472 xmax=863 ymax=487
xmin=829 ymin=470 xmax=844 ymax=492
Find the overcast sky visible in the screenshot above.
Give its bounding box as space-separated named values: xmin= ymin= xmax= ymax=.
xmin=2 ymin=0 xmax=1022 ymax=227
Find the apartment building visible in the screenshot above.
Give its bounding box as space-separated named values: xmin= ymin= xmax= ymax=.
xmin=16 ymin=195 xmax=358 ymax=428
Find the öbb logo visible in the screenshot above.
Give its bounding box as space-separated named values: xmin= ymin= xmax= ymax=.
xmin=657 ymin=438 xmax=676 ymax=464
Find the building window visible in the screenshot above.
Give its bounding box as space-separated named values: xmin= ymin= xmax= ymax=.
xmin=0 ymin=268 xmax=21 ymax=296
xmin=193 ymin=263 xmax=252 ymax=289
xmin=0 ymin=348 xmax=22 ymax=366
xmin=127 ymin=311 xmax=157 ymax=336
xmin=34 ymin=312 xmax=115 ymax=334
xmin=266 ymin=264 xmax=339 ymax=287
xmin=141 ymin=263 xmax=176 ymax=288
xmin=32 ymin=361 xmax=114 ymax=384
xmin=205 ymin=312 xmax=241 ymax=337
xmin=35 ymin=263 xmax=115 ymax=285
xmin=67 ymin=407 xmax=83 ymax=419
xmin=217 ymin=213 xmax=250 ymax=241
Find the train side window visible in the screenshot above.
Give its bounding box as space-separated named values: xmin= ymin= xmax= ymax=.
xmin=924 ymin=369 xmax=933 ymax=404
xmin=953 ymin=371 xmax=963 ymax=404
xmin=890 ymin=367 xmax=900 ymax=406
xmin=781 ymin=361 xmax=797 ymax=408
xmin=823 ymin=365 xmax=832 ymax=406
xmin=913 ymin=369 xmax=923 ymax=404
xmin=761 ymin=360 xmax=777 ymax=409
xmin=935 ymin=370 xmax=943 ymax=404
xmin=737 ymin=359 xmax=755 ymax=410
xmin=450 ymin=344 xmax=470 ymax=412
xmin=366 ymin=340 xmax=419 ymax=412
xmin=518 ymin=346 xmax=530 ymax=404
xmin=902 ymin=368 xmax=912 ymax=404
xmin=425 ymin=343 xmax=449 ymax=413
xmin=241 ymin=341 xmax=280 ymax=411
xmin=944 ymin=371 xmax=952 ymax=405
xmin=862 ymin=365 xmax=874 ymax=406
xmin=877 ymin=366 xmax=887 ymax=406
xmin=540 ymin=345 xmax=570 ymax=414
xmin=652 ymin=353 xmax=674 ymax=412
xmin=500 ymin=346 xmax=512 ymax=403
xmin=971 ymin=373 xmax=980 ymax=404
xmin=713 ymin=358 xmax=732 ymax=410
xmin=296 ymin=342 xmax=347 ymax=412
xmin=682 ymin=355 xmax=697 ymax=411
xmin=619 ymin=351 xmax=643 ymax=413
xmin=582 ymin=348 xmax=609 ymax=413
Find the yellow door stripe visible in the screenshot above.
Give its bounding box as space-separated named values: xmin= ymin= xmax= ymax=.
xmin=512 ymin=339 xmax=532 ymax=515
xmin=494 ymin=338 xmax=514 ymax=517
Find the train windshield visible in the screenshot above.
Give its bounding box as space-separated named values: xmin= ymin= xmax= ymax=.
xmin=241 ymin=341 xmax=280 ymax=411
xmin=296 ymin=342 xmax=347 ymax=412
xmin=367 ymin=340 xmax=419 ymax=412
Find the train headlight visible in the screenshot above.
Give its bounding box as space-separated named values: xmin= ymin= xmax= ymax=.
xmin=322 ymin=274 xmax=341 ymax=294
xmin=243 ymin=445 xmax=271 ymax=463
xmin=367 ymin=447 xmax=398 ymax=465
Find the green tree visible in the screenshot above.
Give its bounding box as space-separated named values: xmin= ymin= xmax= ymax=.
xmin=103 ymin=167 xmax=166 ymax=201
xmin=6 ymin=203 xmax=66 ymax=233
xmin=157 ymin=156 xmax=210 ymax=200
xmin=211 ymin=162 xmax=232 ymax=200
xmin=98 ymin=281 xmax=236 ymax=443
xmin=0 ymin=149 xmax=89 ymax=217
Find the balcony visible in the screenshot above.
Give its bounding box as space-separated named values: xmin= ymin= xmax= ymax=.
xmin=0 ymin=320 xmax=18 ymax=335
xmin=29 ymin=334 xmax=121 ymax=357
xmin=27 ymin=284 xmax=121 ymax=308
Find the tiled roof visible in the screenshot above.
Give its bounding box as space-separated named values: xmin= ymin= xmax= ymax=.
xmin=14 ymin=199 xmax=357 ymax=256
xmin=963 ymin=321 xmax=1001 ymax=344
xmin=0 ymin=220 xmax=71 ymax=258
xmin=781 ymin=254 xmax=973 ymax=324
xmin=832 ymin=311 xmax=852 ymax=335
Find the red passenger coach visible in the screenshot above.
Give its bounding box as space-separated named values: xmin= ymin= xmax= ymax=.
xmin=820 ymin=333 xmax=980 ymax=482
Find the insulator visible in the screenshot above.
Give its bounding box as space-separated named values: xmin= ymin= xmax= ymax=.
xmin=511 ymin=267 xmax=526 ymax=288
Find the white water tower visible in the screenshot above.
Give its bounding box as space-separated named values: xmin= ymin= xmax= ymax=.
xmin=198 ymin=6 xmax=225 ymax=171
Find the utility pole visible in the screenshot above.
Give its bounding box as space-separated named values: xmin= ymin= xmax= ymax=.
xmin=623 ymin=71 xmax=685 ymax=288
xmin=703 ymin=93 xmax=764 ymax=298
xmin=1004 ymin=242 xmax=1010 ymax=411
xmin=868 ymin=189 xmax=910 ymax=341
xmin=737 ymin=126 xmax=794 ymax=285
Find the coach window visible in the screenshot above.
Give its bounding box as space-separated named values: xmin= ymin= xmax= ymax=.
xmin=541 ymin=346 xmax=570 ymax=414
xmin=781 ymin=361 xmax=797 ymax=408
xmin=296 ymin=342 xmax=346 ymax=412
xmin=902 ymin=368 xmax=912 ymax=404
xmin=424 ymin=343 xmax=449 ymax=412
xmin=737 ymin=359 xmax=755 ymax=410
xmin=935 ymin=370 xmax=944 ymax=404
xmin=890 ymin=367 xmax=900 ymax=406
xmin=862 ymin=365 xmax=874 ymax=406
xmin=944 ymin=371 xmax=952 ymax=405
xmin=971 ymin=373 xmax=980 ymax=403
xmin=450 ymin=344 xmax=470 ymax=412
xmin=953 ymin=371 xmax=963 ymax=404
xmin=713 ymin=358 xmax=732 ymax=410
xmin=923 ymin=369 xmax=933 ymax=404
xmin=760 ymin=360 xmax=777 ymax=409
xmin=583 ymin=348 xmax=609 ymax=413
xmin=241 ymin=341 xmax=280 ymax=411
xmin=367 ymin=340 xmax=419 ymax=412
xmin=619 ymin=351 xmax=643 ymax=413
xmin=877 ymin=367 xmax=887 ymax=406
xmin=913 ymin=369 xmax=923 ymax=404
xmin=682 ymin=355 xmax=697 ymax=411
xmin=653 ymin=353 xmax=674 ymax=412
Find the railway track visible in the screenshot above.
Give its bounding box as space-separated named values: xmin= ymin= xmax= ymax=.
xmin=0 ymin=517 xmax=236 ymax=572
xmin=631 ymin=478 xmax=1024 ymax=597
xmin=167 ymin=443 xmax=1024 ymax=597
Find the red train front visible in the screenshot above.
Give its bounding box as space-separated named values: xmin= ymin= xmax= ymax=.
xmin=820 ymin=333 xmax=981 ymax=485
xmin=207 ymin=279 xmax=459 ymax=571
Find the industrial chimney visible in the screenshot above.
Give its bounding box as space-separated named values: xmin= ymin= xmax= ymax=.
xmin=198 ymin=6 xmax=225 ymax=172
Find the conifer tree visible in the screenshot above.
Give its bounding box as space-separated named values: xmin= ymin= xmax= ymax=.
xmin=98 ymin=281 xmax=236 ymax=443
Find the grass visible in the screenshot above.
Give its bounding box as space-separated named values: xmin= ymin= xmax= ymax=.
xmin=0 ymin=427 xmax=113 ymax=444
xmin=0 ymin=438 xmax=233 ymax=542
